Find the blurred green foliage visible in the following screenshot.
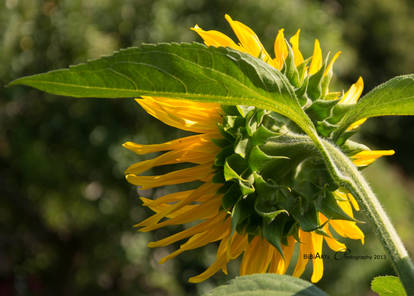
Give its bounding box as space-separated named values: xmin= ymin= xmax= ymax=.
xmin=1 ymin=0 xmax=413 ymax=295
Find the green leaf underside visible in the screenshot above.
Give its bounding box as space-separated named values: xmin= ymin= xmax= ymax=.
xmin=337 ymin=74 xmax=414 ymax=134
xmin=204 ymin=274 xmax=327 ymax=296
xmin=371 ymin=276 xmax=407 ymax=296
xmin=9 ymin=42 xmax=315 ymax=137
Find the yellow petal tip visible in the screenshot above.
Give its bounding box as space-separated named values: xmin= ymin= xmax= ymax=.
xmin=122 ymin=141 xmax=132 ymax=149
xmin=188 ymin=275 xmax=204 ymax=284
xmin=191 ymin=24 xmax=201 ymax=32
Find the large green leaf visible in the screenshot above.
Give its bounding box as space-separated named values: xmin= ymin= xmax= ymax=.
xmin=204 ymin=274 xmax=327 ymax=296
xmin=9 ymin=42 xmax=315 ymax=136
xmin=336 ymin=74 xmax=414 ymax=135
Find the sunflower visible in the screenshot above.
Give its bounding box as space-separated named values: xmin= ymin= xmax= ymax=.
xmin=123 ymin=14 xmax=395 ymax=283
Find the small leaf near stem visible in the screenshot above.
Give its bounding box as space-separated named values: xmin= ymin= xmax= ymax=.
xmin=371 ymin=276 xmax=407 ymax=296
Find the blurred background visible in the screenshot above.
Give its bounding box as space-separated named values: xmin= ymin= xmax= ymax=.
xmin=1 ymin=0 xmax=414 ymax=295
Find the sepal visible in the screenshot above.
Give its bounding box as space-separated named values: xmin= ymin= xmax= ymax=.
xmin=281 ymin=42 xmax=300 ymax=88
xmin=262 ymin=214 xmax=289 ymax=256
xmin=316 ymin=190 xmax=357 ymax=222
xmin=307 ymin=63 xmax=326 ymax=100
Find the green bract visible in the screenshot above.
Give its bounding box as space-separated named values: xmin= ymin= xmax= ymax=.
xmin=210 ymin=47 xmax=367 ymax=254
xmin=214 ymin=105 xmax=356 ymax=252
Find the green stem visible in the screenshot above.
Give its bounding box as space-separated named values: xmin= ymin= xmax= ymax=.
xmin=344 ymin=170 xmax=414 ymax=293
xmin=312 ymin=134 xmax=414 ymax=294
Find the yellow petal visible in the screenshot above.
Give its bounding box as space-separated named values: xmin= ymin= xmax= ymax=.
xmin=310 ymin=232 xmax=324 ymax=283
xmin=240 ymin=236 xmax=259 ymax=275
xmin=292 ymin=230 xmax=312 ymax=277
xmin=320 ymin=214 xmax=347 ymax=252
xmin=137 ymin=97 xmax=221 ymax=133
xmin=140 ymin=96 xmax=220 ymax=111
xmin=347 ymin=118 xmax=367 ymax=131
xmin=159 ymin=217 xmax=231 ymax=263
xmin=269 ymin=235 xmax=296 ymax=274
xmin=122 ymin=133 xmax=217 ymax=155
xmin=308 ymin=39 xmax=322 ymax=75
xmin=352 ymin=150 xmax=395 ymax=167
xmin=141 ymin=194 xmax=221 ymax=219
xmin=254 ymin=239 xmax=274 ymax=273
xmin=329 ymin=195 xmax=365 ymax=243
xmin=228 ymin=233 xmax=249 ymax=259
xmin=126 ymin=149 xmax=215 ymax=175
xmin=138 ymin=190 xmax=194 ymax=217
xmin=157 ymin=195 xmax=222 ymax=219
xmin=135 ymin=190 xmax=195 ymax=227
xmin=280 ymin=236 xmax=296 ymax=273
xmin=347 ymin=193 xmax=360 ymax=211
xmin=341 ymin=77 xmax=365 ymax=130
xmin=135 ymin=182 xmax=220 ymax=229
xmin=336 ymin=198 xmax=355 ymax=218
xmin=126 ymin=163 xmax=214 ymax=189
xmin=140 ymin=195 xmax=222 ymax=232
xmin=140 ymin=186 xmax=216 ymax=208
xmin=333 ymin=190 xmax=348 ymax=202
xmin=224 ymin=14 xmax=272 ymax=62
xmin=289 ymin=29 xmax=304 ymax=66
xmin=340 ymin=76 xmax=364 ymax=104
xmin=324 ymin=231 xmax=347 ymax=252
xmin=329 ymin=219 xmax=365 ymax=244
xmin=334 ymin=189 xmax=360 ymax=211
xmin=189 ymin=232 xmax=247 ymax=283
xmin=191 ymin=24 xmax=242 ymax=50
xmin=189 ymin=253 xmax=228 ymax=283
xmin=240 ymin=237 xmax=273 ymax=275
xmin=147 ymin=211 xmax=227 ymax=248
xmin=273 ymin=29 xmax=288 ymax=70
xmin=268 ymin=247 xmax=283 ymax=273
xmin=323 ymin=51 xmax=341 ymax=77
xmin=215 ymin=234 xmax=231 ymax=274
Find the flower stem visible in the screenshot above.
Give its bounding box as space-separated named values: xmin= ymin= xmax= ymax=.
xmin=314 ymin=136 xmax=414 ymax=294
xmin=288 ymin=104 xmax=414 ymax=294
xmin=353 ymin=179 xmax=414 ymax=293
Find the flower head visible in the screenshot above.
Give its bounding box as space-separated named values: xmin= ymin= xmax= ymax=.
xmin=124 ymin=15 xmax=395 ymax=283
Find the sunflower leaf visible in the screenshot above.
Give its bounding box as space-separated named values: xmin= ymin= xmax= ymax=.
xmin=335 ymin=74 xmax=414 ymax=136
xmin=9 ymin=42 xmax=315 ymax=137
xmin=371 ymin=276 xmax=407 ymax=296
xmin=204 ymin=274 xmax=328 ymax=296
